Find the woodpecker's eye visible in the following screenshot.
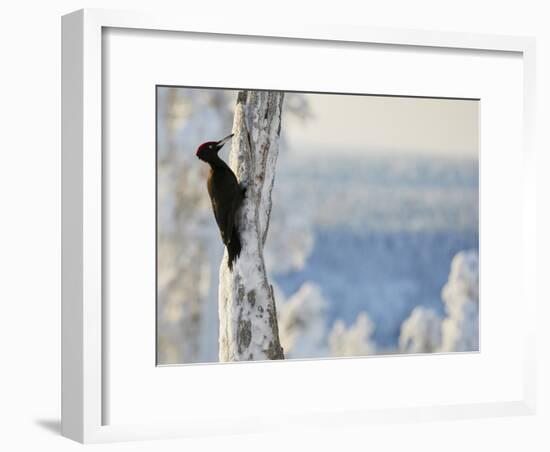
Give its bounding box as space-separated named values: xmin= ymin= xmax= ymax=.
xmin=209 ymin=144 xmax=213 ymax=149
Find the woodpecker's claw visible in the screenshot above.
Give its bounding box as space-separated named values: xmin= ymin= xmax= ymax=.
xmin=240 ymin=181 xmax=248 ymax=197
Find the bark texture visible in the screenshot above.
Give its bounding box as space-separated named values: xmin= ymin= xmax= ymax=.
xmin=218 ymin=91 xmax=285 ymax=361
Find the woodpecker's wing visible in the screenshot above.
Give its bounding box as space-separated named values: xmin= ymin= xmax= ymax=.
xmin=225 ymin=186 xmax=244 ymax=245
xmin=207 ymin=167 xmax=243 ymax=246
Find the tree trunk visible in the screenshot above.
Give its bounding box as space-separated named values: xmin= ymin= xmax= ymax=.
xmin=218 ymin=91 xmax=285 ymax=362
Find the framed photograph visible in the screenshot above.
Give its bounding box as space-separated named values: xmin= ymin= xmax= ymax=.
xmin=62 ymin=9 xmax=536 ymax=443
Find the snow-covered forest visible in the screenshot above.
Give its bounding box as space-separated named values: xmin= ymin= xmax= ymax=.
xmin=156 ymin=87 xmax=479 ymax=364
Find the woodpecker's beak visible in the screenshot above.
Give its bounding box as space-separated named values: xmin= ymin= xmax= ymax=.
xmin=217 ymin=133 xmax=234 ymax=149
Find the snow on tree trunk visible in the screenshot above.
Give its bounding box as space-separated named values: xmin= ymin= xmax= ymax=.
xmin=218 ymin=91 xmax=285 ymax=362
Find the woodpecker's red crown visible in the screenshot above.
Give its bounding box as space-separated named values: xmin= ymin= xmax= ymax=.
xmin=195 ymin=141 xmax=218 ymax=156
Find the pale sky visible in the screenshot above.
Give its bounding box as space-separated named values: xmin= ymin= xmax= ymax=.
xmin=284 ymin=93 xmax=479 ymax=158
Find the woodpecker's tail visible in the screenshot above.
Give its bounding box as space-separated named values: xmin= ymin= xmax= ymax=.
xmin=227 ymin=228 xmax=242 ymax=270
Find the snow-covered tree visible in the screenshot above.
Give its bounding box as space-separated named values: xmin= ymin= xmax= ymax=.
xmin=439 ymin=250 xmax=479 ymax=352
xmin=329 ymin=312 xmax=376 ymax=357
xmin=398 ymin=250 xmax=478 ymax=354
xmin=218 ymin=91 xmax=285 ymax=361
xmin=278 ymin=282 xmax=328 ymax=358
xmin=399 ymin=306 xmax=442 ymax=353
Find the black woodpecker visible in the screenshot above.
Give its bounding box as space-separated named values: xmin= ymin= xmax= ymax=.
xmin=196 ymin=133 xmax=245 ymax=270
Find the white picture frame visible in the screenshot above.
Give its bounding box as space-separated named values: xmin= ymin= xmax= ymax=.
xmin=62 ymin=8 xmax=537 ymax=443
